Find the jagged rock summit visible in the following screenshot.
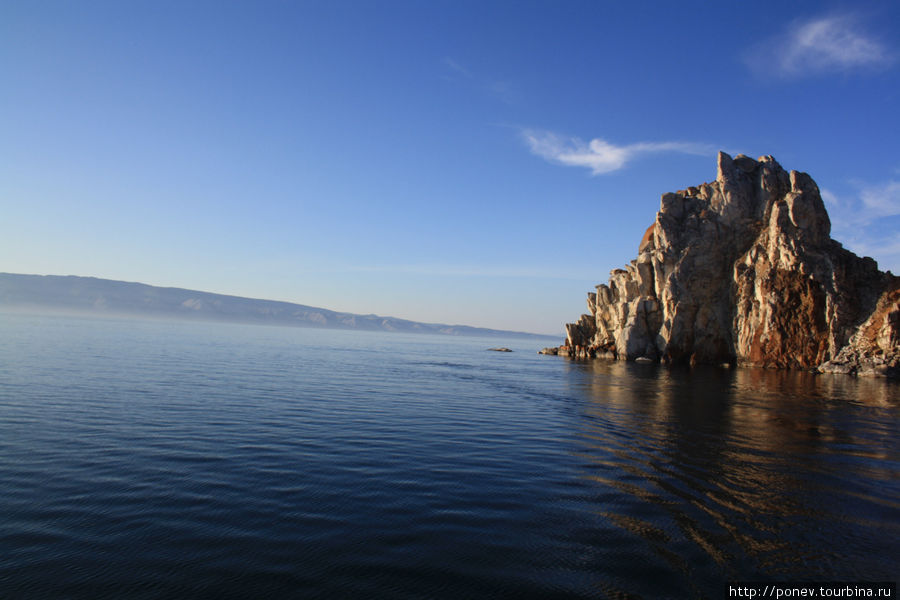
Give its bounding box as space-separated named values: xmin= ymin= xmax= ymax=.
xmin=559 ymin=152 xmax=900 ymax=377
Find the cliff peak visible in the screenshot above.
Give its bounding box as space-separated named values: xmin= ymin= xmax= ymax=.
xmin=559 ymin=153 xmax=899 ymax=377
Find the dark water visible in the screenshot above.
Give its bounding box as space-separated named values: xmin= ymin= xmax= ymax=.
xmin=1 ymin=312 xmax=897 ymax=599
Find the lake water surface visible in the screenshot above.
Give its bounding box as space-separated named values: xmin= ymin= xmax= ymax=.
xmin=1 ymin=312 xmax=897 ymax=598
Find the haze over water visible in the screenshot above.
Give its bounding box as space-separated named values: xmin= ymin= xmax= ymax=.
xmin=1 ymin=312 xmax=897 ymax=598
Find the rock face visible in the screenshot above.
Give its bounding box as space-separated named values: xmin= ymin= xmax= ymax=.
xmin=560 ymin=152 xmax=900 ymax=377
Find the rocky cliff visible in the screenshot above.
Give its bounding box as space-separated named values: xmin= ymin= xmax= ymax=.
xmin=558 ymin=152 xmax=899 ymax=377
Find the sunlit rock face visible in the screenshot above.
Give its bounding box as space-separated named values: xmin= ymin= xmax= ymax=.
xmin=561 ymin=152 xmax=899 ymax=377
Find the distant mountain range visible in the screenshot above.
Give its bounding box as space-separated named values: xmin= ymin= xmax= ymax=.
xmin=0 ymin=273 xmax=550 ymax=339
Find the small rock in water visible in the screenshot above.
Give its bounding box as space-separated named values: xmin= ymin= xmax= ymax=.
xmin=488 ymin=347 xmax=513 ymax=352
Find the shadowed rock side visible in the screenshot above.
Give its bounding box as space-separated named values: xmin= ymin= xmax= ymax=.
xmin=558 ymin=152 xmax=900 ymax=377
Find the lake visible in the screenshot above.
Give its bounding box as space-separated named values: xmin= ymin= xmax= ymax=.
xmin=1 ymin=312 xmax=897 ymax=598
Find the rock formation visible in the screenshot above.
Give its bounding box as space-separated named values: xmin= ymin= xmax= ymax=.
xmin=557 ymin=152 xmax=899 ymax=378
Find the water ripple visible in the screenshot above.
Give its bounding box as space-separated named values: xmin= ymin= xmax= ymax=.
xmin=0 ymin=313 xmax=897 ymax=598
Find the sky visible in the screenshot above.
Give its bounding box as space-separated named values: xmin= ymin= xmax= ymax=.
xmin=2 ymin=1 xmax=899 ymax=336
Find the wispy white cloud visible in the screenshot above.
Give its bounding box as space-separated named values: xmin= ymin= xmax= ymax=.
xmin=828 ymin=180 xmax=900 ymax=223
xmin=442 ymin=58 xmax=519 ymax=104
xmin=820 ymin=188 xmax=840 ymax=208
xmin=487 ymin=80 xmax=518 ymax=104
xmin=745 ymin=14 xmax=894 ymax=78
xmin=823 ymin=181 xmax=900 ymax=272
xmin=860 ymin=180 xmax=900 ymax=218
xmin=443 ymin=57 xmax=472 ymax=78
xmin=846 ymin=232 xmax=900 ymax=266
xmin=522 ymin=129 xmax=714 ymax=175
xmin=347 ymin=262 xmax=588 ymax=281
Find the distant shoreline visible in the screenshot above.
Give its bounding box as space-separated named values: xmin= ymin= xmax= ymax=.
xmin=0 ymin=273 xmax=559 ymax=341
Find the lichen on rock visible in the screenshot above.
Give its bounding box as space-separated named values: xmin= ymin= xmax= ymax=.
xmin=556 ymin=152 xmax=900 ymax=377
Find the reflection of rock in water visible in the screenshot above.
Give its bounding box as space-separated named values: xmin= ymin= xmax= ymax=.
xmin=563 ymin=361 xmax=899 ymax=587
xmin=557 ymin=152 xmax=899 ymax=377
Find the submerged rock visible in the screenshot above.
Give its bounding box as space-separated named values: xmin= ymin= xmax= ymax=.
xmin=560 ymin=152 xmax=900 ymax=377
xmin=488 ymin=347 xmax=513 ymax=352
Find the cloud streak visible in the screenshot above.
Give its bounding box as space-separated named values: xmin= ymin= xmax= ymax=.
xmin=442 ymin=58 xmax=472 ymax=78
xmin=346 ymin=262 xmax=589 ymax=281
xmin=822 ymin=181 xmax=900 ymax=272
xmin=860 ymin=180 xmax=900 ymax=219
xmin=443 ymin=58 xmax=519 ymax=104
xmin=522 ymin=130 xmax=714 ymax=175
xmin=745 ymin=14 xmax=894 ymax=78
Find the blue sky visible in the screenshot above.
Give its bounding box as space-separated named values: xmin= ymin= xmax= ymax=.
xmin=2 ymin=1 xmax=899 ymax=335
